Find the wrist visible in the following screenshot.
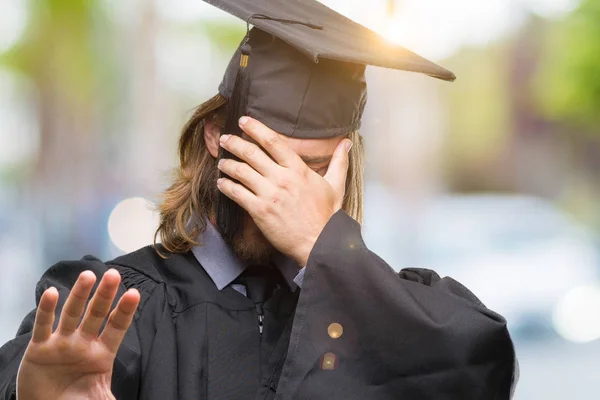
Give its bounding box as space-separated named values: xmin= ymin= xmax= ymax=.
xmin=293 ymin=214 xmax=336 ymax=266
xmin=295 ymin=225 xmax=326 ymax=266
xmin=88 ymin=374 xmax=115 ymax=400
xmin=293 ymin=237 xmax=316 ymax=267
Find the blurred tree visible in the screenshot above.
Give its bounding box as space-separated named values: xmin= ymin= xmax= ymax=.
xmin=535 ymin=0 xmax=600 ymax=135
xmin=0 ymin=0 xmax=250 ymax=265
xmin=533 ymin=0 xmax=600 ymax=229
xmin=1 ymin=0 xmax=119 ymax=263
xmin=441 ymin=11 xmax=600 ymax=231
xmin=198 ymin=20 xmax=246 ymax=50
xmin=440 ymin=41 xmax=514 ymax=193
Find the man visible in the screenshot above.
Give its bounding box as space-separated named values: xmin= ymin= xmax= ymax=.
xmin=0 ymin=0 xmax=518 ymax=399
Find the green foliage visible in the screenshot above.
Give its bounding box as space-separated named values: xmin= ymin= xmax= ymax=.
xmin=442 ymin=43 xmax=512 ymax=165
xmin=2 ymin=0 xmax=112 ymax=105
xmin=199 ymin=20 xmax=246 ymax=51
xmin=535 ymin=0 xmax=600 ymax=133
xmin=437 ymin=42 xmax=516 ymax=192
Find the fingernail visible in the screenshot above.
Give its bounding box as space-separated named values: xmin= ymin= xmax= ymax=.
xmin=218 ymin=159 xmax=224 ymax=168
xmin=345 ymin=140 xmax=353 ymax=152
xmin=217 ymin=178 xmax=224 ymax=185
xmin=220 ymin=134 xmax=231 ymax=144
xmin=239 ymin=116 xmax=249 ymax=126
xmin=219 ymin=134 xmax=231 ymax=144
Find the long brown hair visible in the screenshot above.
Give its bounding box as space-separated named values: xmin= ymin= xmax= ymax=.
xmin=155 ymin=94 xmax=364 ymax=254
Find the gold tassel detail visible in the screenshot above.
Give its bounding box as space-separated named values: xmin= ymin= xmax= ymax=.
xmin=240 ymin=54 xmax=249 ymax=68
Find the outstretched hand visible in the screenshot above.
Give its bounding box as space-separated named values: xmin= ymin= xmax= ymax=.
xmin=217 ymin=116 xmax=352 ymax=266
xmin=17 ymin=269 xmax=139 ymax=400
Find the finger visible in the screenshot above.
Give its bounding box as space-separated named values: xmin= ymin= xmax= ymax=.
xmin=99 ymin=289 xmax=140 ymax=354
xmin=324 ymin=139 xmax=352 ymax=205
xmin=217 ymin=177 xmax=260 ymax=213
xmin=238 ymin=117 xmax=303 ymax=169
xmin=218 ymin=159 xmax=272 ymax=195
xmin=220 ymin=134 xmax=279 ymax=177
xmin=57 ymin=271 xmax=96 ymax=336
xmin=79 ymin=269 xmax=121 ymax=339
xmin=32 ymin=287 xmax=59 ymax=343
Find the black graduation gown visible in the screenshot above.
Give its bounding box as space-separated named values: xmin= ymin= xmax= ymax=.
xmin=0 ymin=211 xmax=517 ymax=399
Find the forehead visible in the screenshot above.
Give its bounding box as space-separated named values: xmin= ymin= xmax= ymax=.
xmin=279 ymin=134 xmax=344 ymax=159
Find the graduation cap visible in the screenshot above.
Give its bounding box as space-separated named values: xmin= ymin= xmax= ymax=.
xmin=205 ymin=0 xmax=455 ymax=139
xmin=204 ymin=0 xmax=456 ymax=242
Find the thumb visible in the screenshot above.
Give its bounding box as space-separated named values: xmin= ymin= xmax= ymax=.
xmin=324 ymin=139 xmax=352 ymax=204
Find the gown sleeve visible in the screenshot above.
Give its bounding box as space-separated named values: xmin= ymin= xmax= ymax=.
xmin=0 ymin=256 xmax=145 ymax=400
xmin=276 ymin=211 xmax=518 ymax=400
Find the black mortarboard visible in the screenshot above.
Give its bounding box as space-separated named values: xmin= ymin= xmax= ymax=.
xmin=204 ymin=0 xmax=455 ymax=140
xmin=204 ymin=0 xmax=456 ymax=242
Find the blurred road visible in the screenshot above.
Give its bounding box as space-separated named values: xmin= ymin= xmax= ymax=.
xmin=514 ymin=337 xmax=600 ymax=399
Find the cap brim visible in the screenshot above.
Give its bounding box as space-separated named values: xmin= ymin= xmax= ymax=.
xmin=203 ymin=0 xmax=456 ymax=82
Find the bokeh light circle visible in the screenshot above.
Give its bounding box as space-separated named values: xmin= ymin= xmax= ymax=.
xmin=328 ymin=323 xmax=344 ymax=339
xmin=108 ymin=197 xmax=160 ymax=253
xmin=553 ymin=283 xmax=600 ymax=343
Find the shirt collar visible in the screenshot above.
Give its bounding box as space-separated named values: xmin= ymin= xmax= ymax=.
xmin=191 ymin=220 xmax=299 ymax=291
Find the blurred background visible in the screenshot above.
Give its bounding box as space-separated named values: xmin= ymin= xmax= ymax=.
xmin=1 ymin=0 xmax=599 ymax=397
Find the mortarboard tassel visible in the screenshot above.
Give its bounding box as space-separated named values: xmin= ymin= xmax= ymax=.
xmin=217 ymin=40 xmax=251 ymax=246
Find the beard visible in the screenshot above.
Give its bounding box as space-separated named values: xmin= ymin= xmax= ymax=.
xmin=227 ymin=213 xmax=276 ymax=265
xmin=213 ymin=167 xmax=276 ymax=265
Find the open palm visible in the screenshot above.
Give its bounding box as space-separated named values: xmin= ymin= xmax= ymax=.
xmin=17 ymin=269 xmax=140 ymax=400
